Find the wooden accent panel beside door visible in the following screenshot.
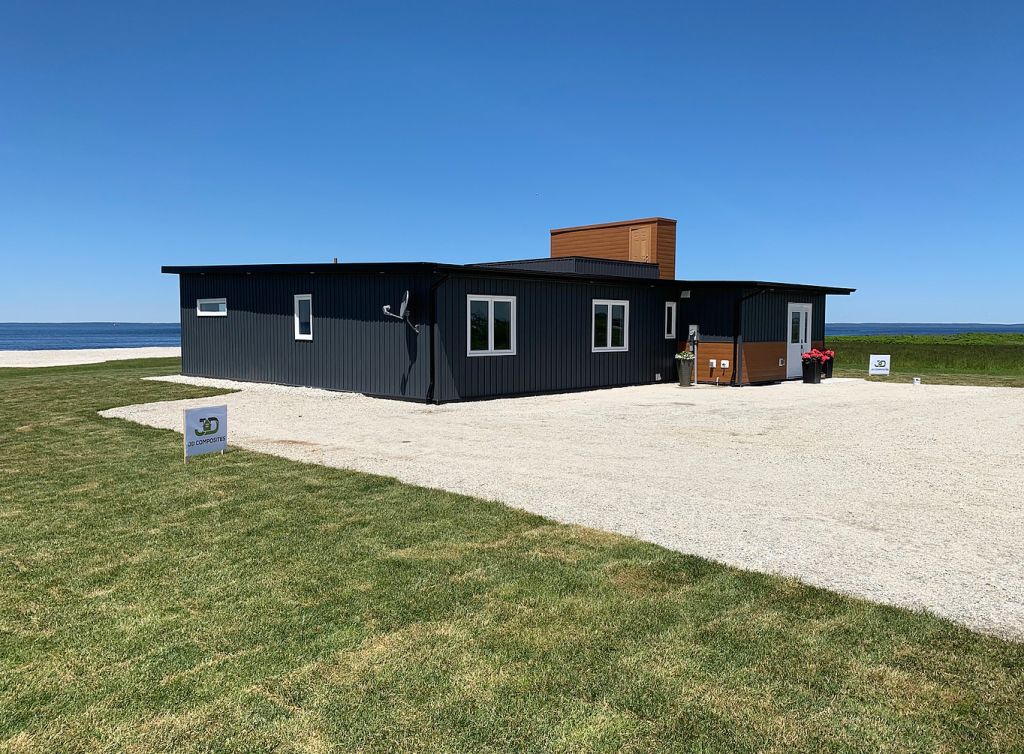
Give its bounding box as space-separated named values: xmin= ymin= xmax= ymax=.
xmin=683 ymin=341 xmax=790 ymax=384
xmin=740 ymin=342 xmax=786 ymax=383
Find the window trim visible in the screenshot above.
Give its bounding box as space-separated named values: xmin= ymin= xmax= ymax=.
xmin=294 ymin=293 xmax=313 ymax=341
xmin=664 ymin=301 xmax=677 ymax=339
xmin=466 ymin=295 xmax=517 ymax=356
xmin=196 ymin=298 xmax=227 ymax=317
xmin=592 ymin=299 xmax=630 ymax=353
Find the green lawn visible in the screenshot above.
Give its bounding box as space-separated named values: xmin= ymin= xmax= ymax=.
xmin=1 ymin=359 xmax=1022 ymax=753
xmin=828 ymin=333 xmax=1024 ymax=387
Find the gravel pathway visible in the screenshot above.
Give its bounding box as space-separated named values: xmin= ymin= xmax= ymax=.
xmin=102 ymin=376 xmax=1024 ymax=640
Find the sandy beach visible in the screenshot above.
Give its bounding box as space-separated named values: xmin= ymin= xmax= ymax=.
xmin=0 ymin=347 xmax=180 ymax=368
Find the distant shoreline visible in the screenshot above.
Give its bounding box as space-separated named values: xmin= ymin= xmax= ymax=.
xmin=0 ymin=347 xmax=181 ymax=368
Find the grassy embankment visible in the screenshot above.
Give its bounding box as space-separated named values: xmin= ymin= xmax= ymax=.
xmin=828 ymin=332 xmax=1024 ymax=387
xmin=2 ymin=358 xmax=1023 ymax=752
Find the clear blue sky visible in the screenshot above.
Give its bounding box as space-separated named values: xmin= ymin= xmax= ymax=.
xmin=2 ymin=1 xmax=1022 ymax=323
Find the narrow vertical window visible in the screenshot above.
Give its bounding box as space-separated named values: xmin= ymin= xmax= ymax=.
xmin=664 ymin=301 xmax=677 ymax=339
xmin=294 ymin=294 xmax=313 ymax=341
xmin=592 ymin=299 xmax=629 ymax=352
xmin=467 ymin=295 xmax=516 ymax=356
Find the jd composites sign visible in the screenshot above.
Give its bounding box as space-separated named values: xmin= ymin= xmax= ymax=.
xmin=869 ymin=354 xmax=892 ymax=376
xmin=183 ymin=405 xmax=228 ymax=461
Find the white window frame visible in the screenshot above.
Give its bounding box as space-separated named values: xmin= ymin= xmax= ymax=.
xmin=196 ymin=298 xmax=227 ymax=317
xmin=466 ymin=295 xmax=516 ymax=356
xmin=592 ymin=299 xmax=630 ymax=353
xmin=294 ymin=294 xmax=313 ymax=341
xmin=664 ymin=301 xmax=677 ymax=339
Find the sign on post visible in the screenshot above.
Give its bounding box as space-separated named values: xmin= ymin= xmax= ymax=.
xmin=869 ymin=354 xmax=891 ymax=376
xmin=183 ymin=405 xmax=228 ymax=461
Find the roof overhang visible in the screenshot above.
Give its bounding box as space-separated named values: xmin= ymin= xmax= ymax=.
xmin=678 ymin=280 xmax=856 ymax=295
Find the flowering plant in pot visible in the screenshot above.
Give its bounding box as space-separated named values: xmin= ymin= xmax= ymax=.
xmin=801 ymin=349 xmax=826 ymax=384
xmin=675 ymin=350 xmax=695 ymax=386
xmin=821 ymin=348 xmax=836 ymax=378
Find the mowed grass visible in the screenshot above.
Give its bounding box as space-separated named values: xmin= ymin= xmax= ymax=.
xmin=829 ymin=333 xmax=1024 ymax=387
xmin=1 ymin=359 xmax=1023 ymax=753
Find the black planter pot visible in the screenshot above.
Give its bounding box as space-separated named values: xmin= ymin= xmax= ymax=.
xmin=822 ymin=359 xmax=834 ymax=379
xmin=802 ymin=360 xmax=822 ymax=384
xmin=676 ymin=360 xmax=694 ymax=386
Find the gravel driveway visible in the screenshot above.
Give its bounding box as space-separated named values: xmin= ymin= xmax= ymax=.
xmin=103 ymin=376 xmax=1024 ymax=640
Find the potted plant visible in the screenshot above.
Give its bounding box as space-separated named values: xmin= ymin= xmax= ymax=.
xmin=821 ymin=349 xmax=835 ymax=379
xmin=801 ymin=349 xmax=826 ymax=384
xmin=675 ymin=350 xmax=695 ymax=386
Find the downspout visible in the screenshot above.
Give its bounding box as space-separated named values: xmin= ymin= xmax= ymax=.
xmin=425 ymin=272 xmax=451 ymax=404
xmin=733 ymin=288 xmax=770 ymax=387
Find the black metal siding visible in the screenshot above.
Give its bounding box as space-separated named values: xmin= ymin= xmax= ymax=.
xmin=478 ymin=258 xmax=659 ymax=279
xmin=677 ymin=288 xmax=740 ymax=342
xmin=741 ymin=290 xmax=826 ymax=343
xmin=433 ymin=274 xmax=679 ymax=401
xmin=179 ymin=272 xmax=434 ymax=400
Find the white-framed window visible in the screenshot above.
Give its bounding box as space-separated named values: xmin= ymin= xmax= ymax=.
xmin=467 ymin=295 xmax=516 ymax=356
xmin=664 ymin=301 xmax=677 ymax=339
xmin=592 ymin=299 xmax=629 ymax=352
xmin=197 ymin=298 xmax=227 ymax=317
xmin=294 ymin=294 xmax=313 ymax=341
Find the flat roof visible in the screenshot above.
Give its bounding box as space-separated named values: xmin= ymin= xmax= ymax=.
xmin=161 ymin=262 xmax=854 ymax=294
xmin=550 ymin=217 xmax=677 ymax=234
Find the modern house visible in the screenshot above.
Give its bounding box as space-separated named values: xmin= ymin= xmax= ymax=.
xmin=164 ymin=217 xmax=854 ymax=402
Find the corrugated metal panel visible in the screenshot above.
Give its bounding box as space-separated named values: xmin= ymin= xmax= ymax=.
xmin=179 ymin=272 xmax=433 ymax=400
xmin=478 ymin=258 xmax=659 ymax=279
xmin=677 ymin=288 xmax=740 ymax=341
xmin=741 ymin=290 xmax=827 ymax=343
xmin=433 ymin=274 xmax=679 ymax=401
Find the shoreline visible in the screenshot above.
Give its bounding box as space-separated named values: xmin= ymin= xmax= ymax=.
xmin=0 ymin=347 xmax=180 ymax=368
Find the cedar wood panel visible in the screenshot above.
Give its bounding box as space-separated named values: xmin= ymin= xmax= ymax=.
xmin=551 ymin=219 xmax=677 ymax=280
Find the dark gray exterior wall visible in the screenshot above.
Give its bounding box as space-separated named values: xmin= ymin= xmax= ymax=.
xmin=477 ymin=258 xmax=659 ymax=279
xmin=678 ymin=287 xmax=827 ymax=344
xmin=677 ymin=287 xmax=739 ymax=342
xmin=178 ymin=271 xmax=434 ymax=400
xmin=432 ymin=274 xmax=679 ymax=402
xmin=176 ymin=269 xmax=836 ymax=401
xmin=741 ymin=290 xmax=826 ymax=343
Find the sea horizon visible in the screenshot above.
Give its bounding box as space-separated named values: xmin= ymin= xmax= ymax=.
xmin=1 ymin=321 xmax=1023 ymax=350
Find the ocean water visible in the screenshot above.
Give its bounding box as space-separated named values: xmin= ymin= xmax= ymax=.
xmin=0 ymin=323 xmax=181 ymax=350
xmin=826 ymin=323 xmax=1024 ymax=336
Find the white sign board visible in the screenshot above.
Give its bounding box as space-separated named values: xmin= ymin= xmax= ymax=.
xmin=183 ymin=405 xmax=227 ymax=460
xmin=869 ymin=354 xmax=891 ymax=376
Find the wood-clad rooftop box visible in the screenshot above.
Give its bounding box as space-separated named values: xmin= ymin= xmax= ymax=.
xmin=550 ymin=217 xmax=677 ymax=280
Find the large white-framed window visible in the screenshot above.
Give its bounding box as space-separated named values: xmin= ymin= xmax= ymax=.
xmin=467 ymin=295 xmax=516 ymax=356
xmin=294 ymin=294 xmax=313 ymax=341
xmin=664 ymin=301 xmax=677 ymax=339
xmin=592 ymin=299 xmax=629 ymax=352
xmin=197 ymin=298 xmax=227 ymax=317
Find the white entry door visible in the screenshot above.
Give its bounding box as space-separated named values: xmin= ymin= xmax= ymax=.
xmin=786 ymin=303 xmax=812 ymax=379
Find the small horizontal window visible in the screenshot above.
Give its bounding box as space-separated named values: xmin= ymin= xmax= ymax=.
xmin=593 ymin=299 xmax=629 ymax=352
xmin=197 ymin=298 xmax=227 ymax=317
xmin=665 ymin=301 xmax=677 ymax=339
xmin=467 ymin=295 xmax=516 ymax=356
xmin=294 ymin=294 xmax=313 ymax=341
